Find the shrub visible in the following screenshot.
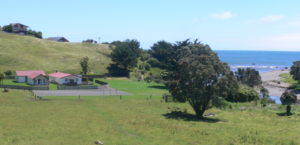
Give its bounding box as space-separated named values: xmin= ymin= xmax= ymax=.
xmin=147 ymin=57 xmax=159 ymax=66
xmin=144 ymin=63 xmax=151 ymax=70
xmin=88 ymin=77 xmax=94 ymax=82
xmin=227 ymin=85 xmax=259 ymax=102
xmin=4 ymin=70 xmax=12 ymax=76
xmin=138 ymin=64 xmax=144 ymax=70
xmin=2 ymin=25 xmax=13 ymax=32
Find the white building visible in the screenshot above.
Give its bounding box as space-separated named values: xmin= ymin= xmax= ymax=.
xmin=15 ymin=70 xmax=48 ymax=85
xmin=48 ymin=71 xmax=82 ymax=85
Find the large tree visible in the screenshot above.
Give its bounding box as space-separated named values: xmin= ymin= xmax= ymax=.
xmin=110 ymin=42 xmax=139 ymax=70
xmin=80 ymin=57 xmax=89 ymax=75
xmin=235 ymin=68 xmax=262 ymax=87
xmin=169 ymin=43 xmax=239 ymax=117
xmin=280 ymin=91 xmax=297 ymax=114
xmin=290 ymin=61 xmax=300 ymax=83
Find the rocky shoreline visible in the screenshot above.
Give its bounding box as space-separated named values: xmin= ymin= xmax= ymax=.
xmin=257 ymin=70 xmax=300 ymax=99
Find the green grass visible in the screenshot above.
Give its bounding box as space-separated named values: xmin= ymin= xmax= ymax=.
xmin=1 ymin=80 xmax=300 ymax=144
xmin=280 ymin=73 xmax=300 ymax=90
xmin=0 ymin=33 xmax=112 ymax=74
xmin=2 ymin=79 xmax=31 ymax=86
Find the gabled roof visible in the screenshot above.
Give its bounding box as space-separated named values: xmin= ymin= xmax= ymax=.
xmin=27 ymin=72 xmax=46 ymax=79
xmin=48 ymin=72 xmax=72 ymax=78
xmin=16 ymin=70 xmax=46 ymax=76
xmin=10 ymin=23 xmax=28 ymax=27
xmin=47 ymin=37 xmax=69 ymax=42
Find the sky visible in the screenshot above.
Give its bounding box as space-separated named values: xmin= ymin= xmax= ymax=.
xmin=1 ymin=0 xmax=300 ymax=51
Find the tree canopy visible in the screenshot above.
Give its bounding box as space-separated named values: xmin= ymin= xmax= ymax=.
xmin=27 ymin=29 xmax=43 ymax=39
xmin=80 ymin=57 xmax=89 ymax=75
xmin=234 ymin=68 xmax=262 ymax=87
xmin=168 ymin=43 xmax=239 ymax=117
xmin=2 ymin=25 xmax=13 ymax=32
xmin=290 ymin=61 xmax=300 ymax=83
xmin=110 ymin=40 xmax=141 ymax=70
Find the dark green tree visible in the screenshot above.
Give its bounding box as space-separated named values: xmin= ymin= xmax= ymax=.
xmin=290 ymin=61 xmax=300 ymax=83
xmin=27 ymin=29 xmax=43 ymax=38
xmin=80 ymin=57 xmax=89 ymax=75
xmin=280 ymin=91 xmax=297 ymax=114
xmin=4 ymin=70 xmax=12 ymax=76
xmin=169 ymin=44 xmax=239 ymax=117
xmin=110 ymin=42 xmax=138 ymax=70
xmin=235 ymin=68 xmax=262 ymax=87
xmin=2 ymin=25 xmax=13 ymax=32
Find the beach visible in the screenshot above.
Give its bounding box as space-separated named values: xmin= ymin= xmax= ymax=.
xmin=258 ymin=70 xmax=300 ymax=99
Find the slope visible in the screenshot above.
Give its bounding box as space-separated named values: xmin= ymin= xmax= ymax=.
xmin=0 ymin=33 xmax=112 ymax=74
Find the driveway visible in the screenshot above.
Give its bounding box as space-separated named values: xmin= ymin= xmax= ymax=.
xmin=33 ymin=88 xmax=133 ymax=96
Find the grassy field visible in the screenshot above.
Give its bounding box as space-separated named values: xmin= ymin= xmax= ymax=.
xmin=280 ymin=73 xmax=300 ymax=90
xmin=0 ymin=33 xmax=112 ymax=74
xmin=1 ymin=79 xmax=300 ymax=144
xmin=2 ymin=79 xmax=31 ymax=86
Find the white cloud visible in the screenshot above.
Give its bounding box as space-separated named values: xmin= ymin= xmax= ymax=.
xmin=210 ymin=11 xmax=237 ymax=19
xmin=260 ymin=15 xmax=284 ymax=22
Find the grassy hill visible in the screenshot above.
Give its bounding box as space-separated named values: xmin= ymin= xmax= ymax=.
xmin=0 ymin=33 xmax=112 ymax=74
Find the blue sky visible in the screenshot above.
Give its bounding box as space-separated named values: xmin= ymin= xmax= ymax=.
xmin=1 ymin=0 xmax=300 ymax=51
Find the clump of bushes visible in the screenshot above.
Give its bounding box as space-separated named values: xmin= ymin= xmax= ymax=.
xmin=4 ymin=70 xmax=12 ymax=76
xmin=226 ymin=85 xmax=260 ymax=102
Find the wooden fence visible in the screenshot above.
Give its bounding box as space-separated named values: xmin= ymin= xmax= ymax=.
xmin=57 ymin=85 xmax=98 ymax=90
xmin=164 ymin=94 xmax=174 ymax=103
xmin=0 ymin=85 xmax=49 ymax=90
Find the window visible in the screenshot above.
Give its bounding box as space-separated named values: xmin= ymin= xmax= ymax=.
xmin=76 ymin=78 xmax=78 ymax=82
xmin=43 ymin=79 xmax=45 ymax=83
xmin=65 ymin=79 xmax=67 ymax=82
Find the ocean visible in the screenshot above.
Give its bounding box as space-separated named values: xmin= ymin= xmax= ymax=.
xmin=214 ymin=50 xmax=300 ymax=104
xmin=215 ymin=50 xmax=300 ymax=73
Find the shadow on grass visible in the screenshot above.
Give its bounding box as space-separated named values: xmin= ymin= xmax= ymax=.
xmin=106 ymin=63 xmax=129 ymax=73
xmin=276 ymin=112 xmax=293 ymax=116
xmin=162 ymin=110 xmax=222 ymax=123
xmin=148 ymin=85 xmax=168 ymax=90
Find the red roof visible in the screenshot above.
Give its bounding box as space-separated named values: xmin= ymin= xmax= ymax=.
xmin=16 ymin=70 xmax=46 ymax=76
xmin=27 ymin=72 xmax=45 ymax=79
xmin=48 ymin=72 xmax=71 ymax=78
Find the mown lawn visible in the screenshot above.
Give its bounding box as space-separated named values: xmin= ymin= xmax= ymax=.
xmin=2 ymin=79 xmax=31 ymax=86
xmin=1 ymin=79 xmax=300 ymax=144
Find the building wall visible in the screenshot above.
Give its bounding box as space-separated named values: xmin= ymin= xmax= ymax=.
xmin=15 ymin=75 xmax=18 ymax=82
xmin=57 ymin=76 xmax=82 ymax=85
xmin=33 ymin=76 xmax=48 ymax=85
xmin=27 ymin=78 xmax=34 ymax=85
xmin=18 ymin=76 xmax=26 ymax=82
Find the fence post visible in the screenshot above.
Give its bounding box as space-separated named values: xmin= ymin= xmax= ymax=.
xmin=120 ymin=95 xmax=122 ymax=100
xmin=79 ymin=95 xmax=80 ymax=99
xmin=150 ymin=94 xmax=152 ymax=99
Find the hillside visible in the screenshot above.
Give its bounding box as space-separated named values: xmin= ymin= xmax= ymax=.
xmin=0 ymin=33 xmax=112 ymax=74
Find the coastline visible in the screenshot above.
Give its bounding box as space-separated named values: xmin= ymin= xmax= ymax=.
xmin=257 ymin=70 xmax=300 ymax=100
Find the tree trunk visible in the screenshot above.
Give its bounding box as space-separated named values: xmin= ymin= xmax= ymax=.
xmin=286 ymin=105 xmax=291 ymax=114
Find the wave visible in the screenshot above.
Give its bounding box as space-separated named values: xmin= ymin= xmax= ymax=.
xmin=230 ymin=66 xmax=289 ymax=69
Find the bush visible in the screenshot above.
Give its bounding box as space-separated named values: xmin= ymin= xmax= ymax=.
xmin=227 ymin=85 xmax=259 ymax=102
xmin=2 ymin=25 xmax=13 ymax=32
xmin=27 ymin=29 xmax=43 ymax=38
xmin=138 ymin=64 xmax=144 ymax=70
xmin=140 ymin=53 xmax=151 ymax=61
xmin=144 ymin=63 xmax=151 ymax=70
xmin=88 ymin=77 xmax=94 ymax=82
xmin=4 ymin=70 xmax=12 ymax=76
xmin=147 ymin=57 xmax=159 ymax=66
